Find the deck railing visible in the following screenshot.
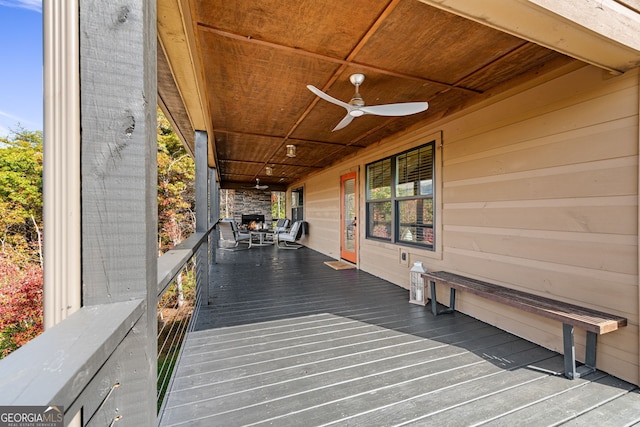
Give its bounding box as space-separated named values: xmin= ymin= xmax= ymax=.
xmin=156 ymin=230 xmax=212 ymax=411
xmin=0 ymin=225 xmax=215 ymax=425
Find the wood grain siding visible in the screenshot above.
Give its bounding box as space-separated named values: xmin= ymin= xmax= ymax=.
xmin=438 ymin=66 xmax=639 ymax=384
xmin=445 ymin=198 xmax=637 ymax=234
xmin=295 ymin=64 xmax=640 ymax=384
xmin=302 ymin=175 xmax=341 ymax=257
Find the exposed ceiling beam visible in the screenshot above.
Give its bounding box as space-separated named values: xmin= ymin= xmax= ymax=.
xmin=158 ymin=0 xmax=219 ymax=169
xmin=214 ymin=129 xmax=366 ymax=148
xmin=157 ymin=0 xmax=208 ymax=130
xmin=197 ymin=24 xmax=481 ymax=95
xmin=418 ymin=0 xmax=640 ymax=74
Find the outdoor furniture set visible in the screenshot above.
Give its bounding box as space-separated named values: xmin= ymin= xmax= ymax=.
xmin=218 ymin=218 xmax=304 ymax=249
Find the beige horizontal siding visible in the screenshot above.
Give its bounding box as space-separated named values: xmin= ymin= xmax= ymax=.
xmin=443 ymin=66 xmax=638 ymax=155
xmin=359 ymin=244 xmax=409 ymax=286
xmin=445 ymin=226 xmax=637 ymax=275
xmin=302 ymin=173 xmax=342 ymax=258
xmin=445 ymin=158 xmax=637 ymax=202
xmin=437 ymin=66 xmax=639 ymax=384
xmin=445 ymin=197 xmax=637 ymax=234
xmin=445 ymin=117 xmax=638 ymax=181
xmin=442 ymin=248 xmax=636 ymax=319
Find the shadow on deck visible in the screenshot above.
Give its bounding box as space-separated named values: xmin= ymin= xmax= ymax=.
xmin=159 ymin=246 xmax=640 ymax=426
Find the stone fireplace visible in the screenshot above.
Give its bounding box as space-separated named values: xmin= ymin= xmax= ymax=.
xmin=221 ymin=188 xmax=272 ymax=227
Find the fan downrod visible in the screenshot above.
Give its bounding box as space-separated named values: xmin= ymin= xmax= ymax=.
xmin=348 ymin=73 xmax=365 ymax=113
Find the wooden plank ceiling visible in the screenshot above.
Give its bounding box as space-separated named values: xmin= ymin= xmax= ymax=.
xmin=159 ymin=0 xmax=575 ymax=190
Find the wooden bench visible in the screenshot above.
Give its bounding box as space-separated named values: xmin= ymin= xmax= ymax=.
xmin=422 ymin=271 xmax=627 ymax=380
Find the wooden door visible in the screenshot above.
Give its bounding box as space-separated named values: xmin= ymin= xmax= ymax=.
xmin=340 ymin=172 xmax=357 ymax=263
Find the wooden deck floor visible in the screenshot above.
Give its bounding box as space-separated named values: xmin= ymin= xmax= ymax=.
xmin=159 ymin=245 xmax=640 ymax=426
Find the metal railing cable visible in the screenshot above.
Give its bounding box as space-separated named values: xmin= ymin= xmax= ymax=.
xmin=156 ymin=261 xmax=195 ymax=410
xmin=155 ymin=224 xmax=215 ymax=412
xmin=188 ymin=263 xmax=205 ymax=334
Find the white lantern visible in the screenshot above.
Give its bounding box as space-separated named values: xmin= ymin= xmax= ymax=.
xmin=409 ymin=261 xmax=428 ymax=305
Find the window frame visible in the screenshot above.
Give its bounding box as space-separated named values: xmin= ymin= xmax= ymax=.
xmin=365 ymin=140 xmax=435 ymax=250
xmin=365 ymin=158 xmax=392 ymax=241
xmin=291 ymin=187 xmax=304 ymax=221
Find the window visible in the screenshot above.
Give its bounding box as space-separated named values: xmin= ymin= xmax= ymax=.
xmin=291 ymin=187 xmax=304 ymax=221
xmin=366 ymin=142 xmax=435 ymax=249
xmin=366 ymin=159 xmax=391 ymax=240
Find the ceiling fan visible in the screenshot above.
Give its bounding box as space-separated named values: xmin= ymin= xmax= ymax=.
xmin=244 ymin=178 xmax=268 ymax=190
xmin=307 ymin=73 xmax=429 ymax=131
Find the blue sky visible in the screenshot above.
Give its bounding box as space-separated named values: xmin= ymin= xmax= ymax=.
xmin=0 ymin=0 xmax=42 ymax=137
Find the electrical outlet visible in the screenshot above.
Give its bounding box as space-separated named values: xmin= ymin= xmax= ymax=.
xmin=399 ymin=249 xmax=408 ymax=265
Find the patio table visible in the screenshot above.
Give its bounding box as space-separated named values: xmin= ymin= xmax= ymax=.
xmin=249 ymin=230 xmax=274 ymax=247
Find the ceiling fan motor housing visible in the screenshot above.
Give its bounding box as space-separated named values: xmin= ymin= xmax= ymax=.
xmin=349 ymin=73 xmax=365 ymax=86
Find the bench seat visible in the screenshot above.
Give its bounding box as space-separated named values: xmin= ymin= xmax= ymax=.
xmin=422 ymin=271 xmax=627 ymax=379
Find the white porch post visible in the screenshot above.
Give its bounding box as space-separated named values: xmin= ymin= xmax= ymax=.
xmin=43 ymin=0 xmax=81 ymax=329
xmin=79 ymin=0 xmax=157 ymax=423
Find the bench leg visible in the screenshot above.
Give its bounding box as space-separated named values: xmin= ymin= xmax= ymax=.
xmin=429 ymin=280 xmax=455 ymax=317
xmin=430 ymin=280 xmax=438 ymax=316
xmin=449 ymin=288 xmax=456 ymax=312
xmin=585 ymin=331 xmax=597 ymax=371
xmin=563 ymin=324 xmax=577 ymax=379
xmin=562 ymin=323 xmax=597 ymax=379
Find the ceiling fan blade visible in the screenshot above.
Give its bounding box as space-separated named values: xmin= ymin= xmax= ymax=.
xmin=332 ymin=113 xmax=354 ymax=131
xmin=307 ymin=85 xmax=352 ymax=111
xmin=309 ymin=78 xmax=428 ymax=131
xmin=359 ymin=102 xmax=429 ymax=117
xmin=243 ymin=179 xmax=269 ymax=190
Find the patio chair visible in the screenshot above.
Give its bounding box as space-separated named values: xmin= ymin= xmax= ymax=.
xmin=230 ymin=219 xmax=251 ymax=241
xmin=276 ymin=220 xmax=304 ymax=249
xmin=218 ymin=219 xmax=250 ymax=247
xmin=273 ymin=218 xmax=290 ymax=235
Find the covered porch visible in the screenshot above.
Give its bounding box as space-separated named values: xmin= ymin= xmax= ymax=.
xmin=1 ymin=1 xmax=639 ymax=425
xmin=159 ymin=246 xmax=640 ymax=426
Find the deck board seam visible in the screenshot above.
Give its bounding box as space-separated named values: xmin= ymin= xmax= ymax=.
xmin=164 ymin=345 xmax=473 ymax=409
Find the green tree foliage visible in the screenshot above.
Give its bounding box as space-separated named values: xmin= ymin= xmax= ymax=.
xmin=155 ymin=113 xmax=196 ymax=408
xmin=271 ymin=191 xmax=286 ymax=220
xmin=157 ymin=110 xmax=195 ymax=254
xmin=0 ymin=128 xmax=43 ymax=265
xmin=0 ymin=128 xmax=44 ymax=358
xmin=0 ymin=116 xmax=197 ymax=360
